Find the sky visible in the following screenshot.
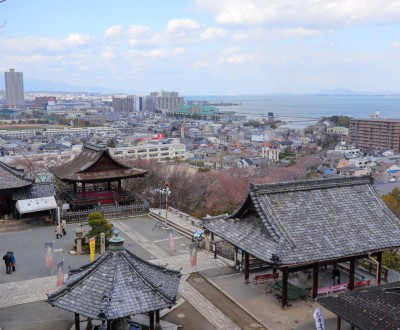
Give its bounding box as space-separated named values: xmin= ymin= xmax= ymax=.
xmin=1 ymin=0 xmax=400 ymax=95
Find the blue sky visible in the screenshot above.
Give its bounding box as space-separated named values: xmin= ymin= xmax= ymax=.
xmin=1 ymin=0 xmax=400 ymax=94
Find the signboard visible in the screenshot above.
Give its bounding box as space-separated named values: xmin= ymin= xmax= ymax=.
xmin=189 ymin=242 xmax=198 ymax=268
xmin=313 ymin=307 xmax=326 ymax=330
xmin=89 ymin=237 xmax=95 ymax=262
xmin=44 ymin=241 xmax=54 ymax=268
xmin=167 ymin=228 xmax=175 ymax=254
xmin=56 ymin=260 xmax=64 ymax=287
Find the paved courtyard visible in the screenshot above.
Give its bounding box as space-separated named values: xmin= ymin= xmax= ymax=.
xmin=0 ymin=212 xmax=355 ymax=330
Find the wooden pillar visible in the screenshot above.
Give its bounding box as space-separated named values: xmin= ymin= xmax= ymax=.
xmin=336 ymin=316 xmax=341 ymax=330
xmin=74 ymin=313 xmax=80 ymax=330
xmin=244 ymin=252 xmax=250 ymax=283
xmin=312 ymin=263 xmax=319 ymax=300
xmin=108 ymin=181 xmax=111 ymax=190
xmin=118 ymin=179 xmax=122 ymax=192
xmin=376 ymin=252 xmax=383 ymax=285
xmin=349 ymin=258 xmax=355 ymax=290
xmin=155 ymin=310 xmax=161 ymax=329
xmin=281 ymin=268 xmax=289 ymax=308
xmin=149 ymin=311 xmax=155 ymax=330
xmin=73 ymin=182 xmax=77 ymax=194
xmin=82 ymin=182 xmax=86 ymax=198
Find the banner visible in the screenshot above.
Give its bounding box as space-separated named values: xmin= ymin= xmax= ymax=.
xmin=56 ymin=260 xmax=64 ymax=287
xmin=167 ymin=228 xmax=175 ymax=254
xmin=44 ymin=241 xmax=54 ymax=269
xmin=313 ymin=307 xmax=326 ymax=330
xmin=89 ymin=237 xmax=95 ymax=262
xmin=189 ymin=242 xmax=198 ymax=268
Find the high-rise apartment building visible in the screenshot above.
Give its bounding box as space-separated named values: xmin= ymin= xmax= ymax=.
xmin=349 ymin=119 xmax=400 ymax=152
xmin=4 ymin=69 xmax=25 ymax=109
xmin=137 ymin=96 xmax=155 ymax=112
xmin=149 ymin=90 xmax=183 ymax=111
xmin=112 ymin=95 xmax=135 ymax=112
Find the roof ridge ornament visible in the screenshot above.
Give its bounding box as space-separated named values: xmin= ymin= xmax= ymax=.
xmin=108 ymin=229 xmax=124 ymax=251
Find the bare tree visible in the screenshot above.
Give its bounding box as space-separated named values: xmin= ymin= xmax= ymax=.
xmin=0 ymin=0 xmax=6 ymax=29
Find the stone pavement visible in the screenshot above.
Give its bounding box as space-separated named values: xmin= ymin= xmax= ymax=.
xmin=0 ymin=275 xmax=58 ymax=309
xmin=0 ymin=211 xmax=239 ymax=330
xmin=112 ymin=219 xmax=239 ymax=330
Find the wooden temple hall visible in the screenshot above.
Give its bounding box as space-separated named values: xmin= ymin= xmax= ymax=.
xmin=48 ymin=230 xmax=181 ymax=330
xmin=49 ymin=143 xmax=148 ymax=210
xmin=203 ymin=176 xmax=400 ymax=309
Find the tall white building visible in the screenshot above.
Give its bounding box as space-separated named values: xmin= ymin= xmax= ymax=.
xmin=150 ymin=90 xmax=183 ymax=111
xmin=4 ymin=69 xmax=25 ymax=109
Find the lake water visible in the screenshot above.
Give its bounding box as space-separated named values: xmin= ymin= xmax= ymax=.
xmin=184 ymin=94 xmax=400 ymax=128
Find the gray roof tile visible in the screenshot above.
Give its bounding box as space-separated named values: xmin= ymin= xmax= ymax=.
xmin=47 ymin=249 xmax=181 ymax=320
xmin=204 ymin=176 xmax=400 ymax=266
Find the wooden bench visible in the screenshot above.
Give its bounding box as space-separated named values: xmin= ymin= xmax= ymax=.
xmin=354 ymin=279 xmax=370 ymax=288
xmin=253 ymin=272 xmax=279 ymax=285
xmin=309 ymin=283 xmax=348 ymax=297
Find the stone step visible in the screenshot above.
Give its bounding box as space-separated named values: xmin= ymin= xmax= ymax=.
xmin=0 ymin=219 xmax=32 ymax=233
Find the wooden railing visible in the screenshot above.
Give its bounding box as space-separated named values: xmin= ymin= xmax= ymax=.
xmin=61 ymin=188 xmax=136 ymax=208
xmin=356 ymin=258 xmax=389 ymax=282
xmin=61 ymin=202 xmax=149 ymax=224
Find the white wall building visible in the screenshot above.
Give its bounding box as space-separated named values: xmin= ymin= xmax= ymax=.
xmin=109 ymin=139 xmax=187 ymax=162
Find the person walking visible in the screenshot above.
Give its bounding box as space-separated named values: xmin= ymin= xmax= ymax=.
xmin=10 ymin=251 xmax=16 ymax=272
xmin=61 ymin=219 xmax=67 ymax=236
xmin=55 ymin=225 xmax=62 ymax=239
xmin=3 ymin=251 xmax=12 ymax=274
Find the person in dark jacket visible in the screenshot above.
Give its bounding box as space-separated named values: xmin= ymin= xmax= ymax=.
xmin=10 ymin=251 xmax=16 ymax=272
xmin=332 ymin=265 xmax=341 ymax=285
xmin=2 ymin=251 xmax=12 ymax=274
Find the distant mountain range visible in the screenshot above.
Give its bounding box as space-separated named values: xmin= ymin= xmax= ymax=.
xmin=314 ymin=88 xmax=357 ymax=95
xmin=314 ymin=88 xmax=400 ymax=96
xmin=0 ymin=79 xmax=399 ymax=96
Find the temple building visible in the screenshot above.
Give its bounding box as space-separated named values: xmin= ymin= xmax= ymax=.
xmin=203 ymin=176 xmax=400 ymax=308
xmin=0 ymin=161 xmax=56 ymax=220
xmin=48 ymin=230 xmax=181 ymax=330
xmin=49 ymin=143 xmax=148 ymax=210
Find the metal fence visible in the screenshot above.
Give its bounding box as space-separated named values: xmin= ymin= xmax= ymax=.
xmin=61 ymin=202 xmax=149 ymax=224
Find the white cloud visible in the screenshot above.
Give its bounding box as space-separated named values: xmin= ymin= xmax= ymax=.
xmin=65 ymin=34 xmax=95 ymax=46
xmin=192 ymin=60 xmax=208 ymax=69
xmin=127 ymin=25 xmax=152 ymax=37
xmin=102 ymin=47 xmax=115 ymax=60
xmin=172 ymin=48 xmax=186 ymax=55
xmin=194 ymin=0 xmax=400 ymax=27
xmin=0 ymin=34 xmax=95 ymax=53
xmin=104 ymin=25 xmax=123 ymax=39
xmin=200 ymin=27 xmax=227 ymax=40
xmin=392 ymin=41 xmax=400 ymax=49
xmin=149 ymin=49 xmax=168 ymax=58
xmin=218 ymin=48 xmax=254 ymax=64
xmin=166 ymin=19 xmax=200 ymax=33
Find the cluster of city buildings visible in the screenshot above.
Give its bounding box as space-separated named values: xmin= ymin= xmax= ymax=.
xmin=1 ymin=68 xmax=400 ymax=186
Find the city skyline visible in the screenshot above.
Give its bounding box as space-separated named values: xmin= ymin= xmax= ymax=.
xmin=1 ymin=1 xmax=400 ymax=95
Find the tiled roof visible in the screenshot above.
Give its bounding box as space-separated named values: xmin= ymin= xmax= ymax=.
xmin=0 ymin=161 xmax=32 ymax=190
xmin=48 ymin=249 xmax=181 ymax=320
xmin=49 ymin=143 xmax=148 ymax=182
xmin=319 ymin=281 xmax=400 ymax=330
xmin=203 ymin=176 xmax=400 ymax=267
xmin=12 ymin=183 xmax=55 ymax=200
